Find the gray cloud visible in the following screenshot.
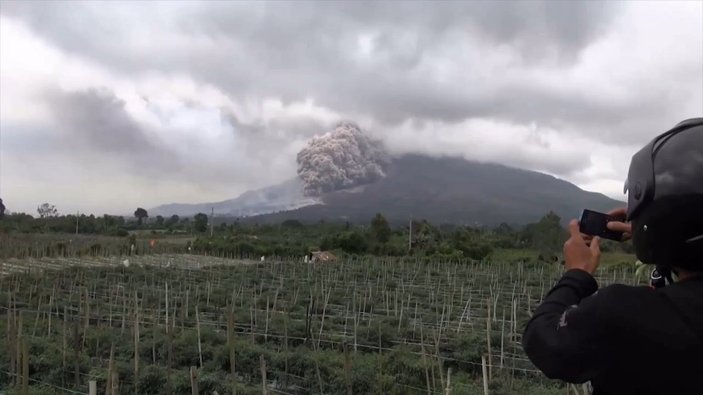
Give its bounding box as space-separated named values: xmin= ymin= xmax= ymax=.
xmin=1 ymin=1 xmax=636 ymax=133
xmin=44 ymin=88 xmax=181 ymax=176
xmin=0 ymin=1 xmax=701 ymax=213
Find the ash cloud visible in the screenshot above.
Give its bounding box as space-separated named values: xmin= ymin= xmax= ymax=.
xmin=296 ymin=122 xmax=388 ymax=196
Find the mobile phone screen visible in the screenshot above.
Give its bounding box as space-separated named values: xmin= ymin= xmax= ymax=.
xmin=579 ymin=209 xmax=624 ymax=241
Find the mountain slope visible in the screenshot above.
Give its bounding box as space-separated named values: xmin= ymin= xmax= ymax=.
xmin=150 ymin=178 xmax=318 ymax=217
xmin=250 ymin=154 xmax=621 ymax=226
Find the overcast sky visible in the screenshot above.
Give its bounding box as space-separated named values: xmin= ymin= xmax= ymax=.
xmin=1 ymin=1 xmax=701 ymax=215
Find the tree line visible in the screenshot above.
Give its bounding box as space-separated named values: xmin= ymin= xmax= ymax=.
xmin=0 ymin=200 xmax=632 ymax=260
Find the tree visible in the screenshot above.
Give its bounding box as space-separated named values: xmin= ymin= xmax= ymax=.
xmin=37 ymin=203 xmax=58 ymax=218
xmin=528 ymin=211 xmax=566 ymax=261
xmin=193 ymin=213 xmax=209 ymax=233
xmin=155 ymin=215 xmax=165 ymax=227
xmin=370 ymin=213 xmax=391 ymax=244
xmin=0 ymin=198 xmax=5 ymax=218
xmin=281 ymin=219 xmax=304 ymax=229
xmin=134 ymin=207 xmax=148 ymax=225
xmin=165 ymin=214 xmax=180 ymax=228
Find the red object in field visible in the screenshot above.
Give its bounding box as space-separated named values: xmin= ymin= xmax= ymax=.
xmin=149 ymin=239 xmax=156 ymax=248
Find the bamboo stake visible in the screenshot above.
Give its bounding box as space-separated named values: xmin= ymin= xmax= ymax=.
xmin=420 ymin=324 xmax=431 ymax=395
xmin=105 ymin=343 xmax=114 ymax=395
xmin=343 ymin=342 xmax=353 ymax=395
xmin=196 ymin=305 xmax=203 ymax=368
xmin=260 ymin=355 xmax=267 ymax=395
xmin=500 ymin=307 xmax=506 ymax=369
xmin=190 ymin=366 xmax=199 ymax=395
xmin=482 ymin=356 xmax=489 ymax=395
xmin=227 ymin=312 xmax=236 ymax=395
xmin=486 ymin=298 xmax=492 ymax=381
xmin=134 ymin=291 xmax=140 ymax=393
xmin=21 ymin=337 xmax=28 ymax=395
xmin=445 ymin=367 xmax=452 ymax=395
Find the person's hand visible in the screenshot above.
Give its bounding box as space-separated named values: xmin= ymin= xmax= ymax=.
xmin=606 ymin=207 xmax=632 ymax=241
xmin=564 ymin=219 xmax=601 ymax=274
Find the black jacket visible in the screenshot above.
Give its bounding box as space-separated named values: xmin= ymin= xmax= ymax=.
xmin=523 ymin=269 xmax=703 ymax=395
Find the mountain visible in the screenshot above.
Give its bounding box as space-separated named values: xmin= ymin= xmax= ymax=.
xmin=151 ymin=154 xmax=621 ymax=226
xmin=248 ymin=154 xmax=622 ymax=226
xmin=150 ymin=178 xmax=319 ymax=218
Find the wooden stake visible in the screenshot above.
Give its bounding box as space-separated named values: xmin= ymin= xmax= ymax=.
xmin=420 ymin=325 xmax=431 ymax=395
xmin=500 ymin=308 xmax=506 ymax=369
xmin=134 ymin=291 xmax=140 ymax=394
xmin=227 ymin=312 xmax=236 ymax=395
xmin=111 ymin=367 xmax=119 ymax=395
xmin=343 ymin=342 xmax=353 ymax=395
xmin=482 ymin=356 xmax=489 ymax=395
xmin=105 ymin=343 xmax=114 ymax=395
xmin=190 ymin=366 xmax=199 ymax=395
xmin=486 ymin=298 xmax=492 ymax=381
xmin=445 ymin=367 xmax=452 ymax=395
xmin=196 ymin=305 xmax=203 ymax=368
xmin=260 ymin=355 xmax=267 ymax=395
xmin=21 ymin=337 xmax=29 ymax=395
xmin=89 ymin=380 xmax=97 ymax=395
xmin=73 ymin=319 xmax=81 ymax=387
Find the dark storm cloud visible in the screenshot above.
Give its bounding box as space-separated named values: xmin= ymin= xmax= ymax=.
xmin=1 ymin=1 xmax=633 ymax=137
xmin=42 ymin=88 xmax=180 ymax=174
xmin=47 ymin=88 xmax=156 ymax=154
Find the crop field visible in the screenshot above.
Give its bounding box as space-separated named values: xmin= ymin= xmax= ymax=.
xmin=0 ymin=255 xmax=641 ymax=394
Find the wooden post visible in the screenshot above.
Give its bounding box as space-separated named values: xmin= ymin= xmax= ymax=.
xmin=284 ymin=312 xmax=289 ymax=388
xmin=190 ymin=366 xmax=199 ymax=395
xmin=7 ymin=305 xmax=16 ymax=388
xmin=260 ymin=355 xmax=267 ymax=395
xmin=21 ymin=337 xmax=29 ymax=395
xmin=445 ymin=367 xmax=452 ymax=395
xmin=134 ymin=292 xmax=140 ymax=393
xmin=16 ymin=311 xmax=23 ymax=387
xmin=111 ymin=366 xmax=119 ymax=395
xmin=264 ymin=296 xmax=270 ymax=342
xmin=434 ymin=330 xmax=445 ymax=392
xmin=486 ymin=298 xmax=492 ymax=381
xmin=166 ymin=330 xmax=173 ymax=395
xmin=89 ymin=380 xmax=97 ymax=395
xmin=227 ymin=312 xmax=236 ymax=395
xmin=420 ymin=325 xmax=431 ymax=395
xmin=73 ymin=319 xmax=81 ymax=387
xmin=343 ymin=342 xmax=353 ymax=395
xmin=195 ymin=305 xmax=203 ymax=368
xmin=105 ymin=343 xmax=114 ymax=395
xmin=500 ymin=308 xmax=505 ymax=369
xmin=165 ymin=283 xmax=169 ymax=327
xmin=482 ymin=356 xmax=489 ymax=395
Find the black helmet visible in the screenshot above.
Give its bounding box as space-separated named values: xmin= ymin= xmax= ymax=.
xmin=624 ymin=118 xmax=703 ymax=270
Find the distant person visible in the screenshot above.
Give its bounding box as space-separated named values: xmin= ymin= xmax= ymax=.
xmin=523 ymin=118 xmax=703 ymax=395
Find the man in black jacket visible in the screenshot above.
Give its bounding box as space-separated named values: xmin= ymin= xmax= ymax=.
xmin=522 ymin=118 xmax=703 ymax=395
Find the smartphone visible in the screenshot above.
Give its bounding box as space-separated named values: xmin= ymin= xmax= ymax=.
xmin=579 ymin=209 xmax=625 ymax=241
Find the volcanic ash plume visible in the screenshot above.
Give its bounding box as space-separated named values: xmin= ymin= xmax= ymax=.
xmin=297 ymin=122 xmax=388 ymax=196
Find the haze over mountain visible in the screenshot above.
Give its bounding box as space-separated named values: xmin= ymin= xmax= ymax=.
xmin=152 ymin=123 xmax=619 ymax=225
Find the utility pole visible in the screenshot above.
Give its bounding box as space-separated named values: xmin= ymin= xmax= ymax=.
xmin=75 ymin=211 xmax=79 ymax=235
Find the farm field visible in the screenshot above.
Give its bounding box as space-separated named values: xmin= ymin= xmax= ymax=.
xmin=0 ymin=254 xmax=642 ymax=394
